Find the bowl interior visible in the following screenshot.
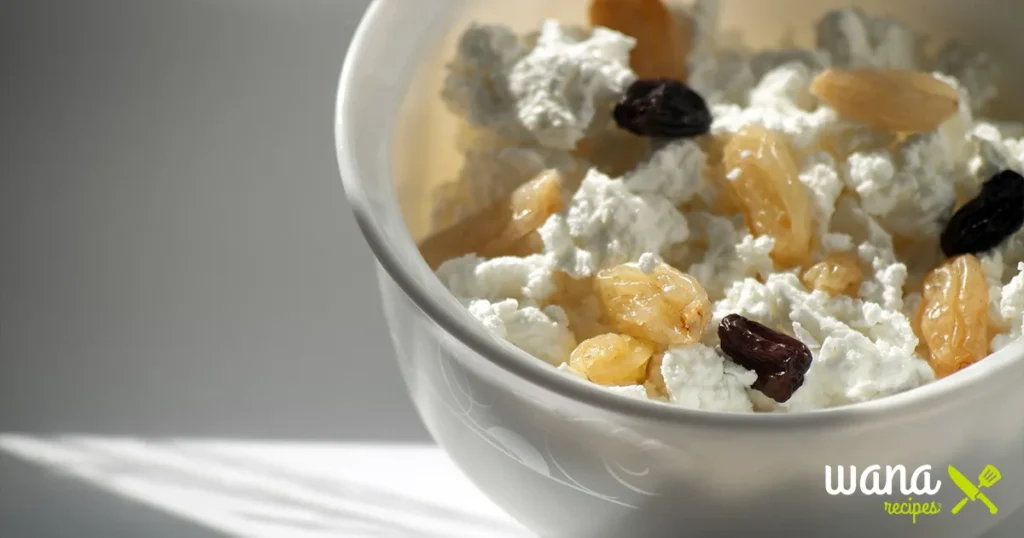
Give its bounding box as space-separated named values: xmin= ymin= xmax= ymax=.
xmin=339 ymin=0 xmax=1024 ymax=424
xmin=393 ymin=0 xmax=1024 ymax=238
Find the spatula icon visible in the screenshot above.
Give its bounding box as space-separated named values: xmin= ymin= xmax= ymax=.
xmin=949 ymin=465 xmax=1001 ymax=515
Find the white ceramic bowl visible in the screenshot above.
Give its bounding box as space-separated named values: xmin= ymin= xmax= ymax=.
xmin=337 ymin=1 xmax=1024 ymax=535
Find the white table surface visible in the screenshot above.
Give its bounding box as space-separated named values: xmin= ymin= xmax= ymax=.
xmin=0 ymin=1 xmax=1020 ymax=537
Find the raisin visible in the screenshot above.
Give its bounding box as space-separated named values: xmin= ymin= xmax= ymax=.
xmin=917 ymin=254 xmax=989 ymax=378
xmin=569 ymin=333 xmax=654 ymax=386
xmin=809 ymin=69 xmax=959 ymax=134
xmin=418 ymin=170 xmax=564 ymax=268
xmin=595 ymin=261 xmax=712 ymax=346
xmin=723 ymin=125 xmax=812 ymax=266
xmin=613 ymin=79 xmax=712 ymax=139
xmin=802 ymin=251 xmax=864 ymax=296
xmin=940 ymin=170 xmax=1024 ymax=257
xmin=718 ymin=314 xmax=813 ymax=403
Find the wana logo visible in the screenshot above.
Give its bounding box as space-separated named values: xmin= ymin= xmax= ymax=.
xmin=825 ymin=464 xmax=942 ymax=496
xmin=824 ymin=464 xmax=1004 ymax=524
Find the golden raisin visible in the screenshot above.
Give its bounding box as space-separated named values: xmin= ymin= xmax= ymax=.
xmin=588 ymin=0 xmax=689 ymax=80
xmin=418 ymin=170 xmax=564 ymax=268
xmin=595 ymin=261 xmax=712 ymax=346
xmin=810 ymin=69 xmax=959 ymax=134
xmin=723 ymin=125 xmax=813 ymax=266
xmin=918 ymin=254 xmax=989 ymax=378
xmin=569 ymin=333 xmax=655 ymax=386
xmin=802 ymin=251 xmax=864 ymax=296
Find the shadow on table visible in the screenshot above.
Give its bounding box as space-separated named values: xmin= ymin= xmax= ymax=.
xmin=0 ymin=435 xmax=526 ymax=538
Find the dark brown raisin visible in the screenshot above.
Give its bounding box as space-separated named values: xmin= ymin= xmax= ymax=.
xmin=718 ymin=314 xmax=813 ymax=403
xmin=613 ymin=78 xmax=712 ymax=139
xmin=941 ymin=170 xmax=1024 ymax=257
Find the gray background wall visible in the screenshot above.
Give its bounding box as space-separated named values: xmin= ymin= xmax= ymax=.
xmin=0 ymin=0 xmax=426 ymax=442
xmin=2 ymin=2 xmax=1024 ymax=537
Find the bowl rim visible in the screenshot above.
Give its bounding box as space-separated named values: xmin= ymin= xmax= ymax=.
xmin=336 ymin=0 xmax=1024 ymax=428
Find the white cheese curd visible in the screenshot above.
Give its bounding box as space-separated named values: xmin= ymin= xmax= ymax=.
xmin=980 ymin=251 xmax=1008 ymax=333
xmin=716 ymin=274 xmax=933 ymax=410
xmin=1002 ymin=137 xmax=1024 ymax=168
xmin=969 ymin=123 xmax=1020 ymax=182
xmin=748 ymin=62 xmax=818 ymax=110
xmin=993 ymin=263 xmax=1024 ymax=352
xmin=844 ymin=133 xmax=956 ymax=238
xmin=685 ymin=212 xmax=775 ymax=301
xmin=820 ymin=233 xmax=856 ymax=254
xmin=689 ymin=42 xmax=828 ymax=108
xmin=969 ymin=123 xmax=1024 ymax=190
xmin=710 ymin=102 xmax=843 ymax=153
xmin=466 ymin=299 xmax=576 ymax=365
xmin=428 ymin=3 xmax=1021 ymax=413
xmin=637 ymin=252 xmax=662 ymax=274
xmin=815 ymin=8 xmax=921 ymax=70
xmin=829 ymin=195 xmax=908 ymax=311
xmin=660 ymin=344 xmax=756 ymax=412
xmin=442 ymin=21 xmax=636 ymax=150
xmin=799 ymin=152 xmax=845 ymax=247
xmin=933 ymin=41 xmax=999 ymax=113
xmin=933 ymin=73 xmax=975 ymax=175
xmin=712 ymin=276 xmax=788 ymax=332
xmin=539 ymin=169 xmax=689 ymax=278
xmin=604 ymin=384 xmax=652 ymax=400
xmin=435 ymin=254 xmax=558 ymax=304
xmin=624 ymin=140 xmax=706 ymax=205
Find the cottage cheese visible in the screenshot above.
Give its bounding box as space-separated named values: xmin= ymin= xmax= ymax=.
xmin=799 ymin=152 xmax=845 ymax=245
xmin=623 ymin=140 xmax=706 ymax=205
xmin=684 ymin=212 xmax=775 ymax=301
xmin=539 ymin=168 xmax=689 ymax=278
xmin=993 ymin=263 xmax=1024 ymax=351
xmin=815 ymin=8 xmax=920 ymax=70
xmin=442 ymin=21 xmax=636 ymax=151
xmin=426 ymin=2 xmax=1022 ymax=413
xmin=710 ymin=101 xmax=842 ymax=153
xmin=465 ymin=299 xmax=576 ymax=365
xmin=435 ymin=254 xmax=558 ymax=304
xmin=660 ymin=344 xmax=757 ymax=412
xmin=934 ymin=42 xmax=999 ymax=113
xmin=845 ymin=133 xmax=956 ymax=237
xmin=715 ymin=273 xmax=934 ymax=410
